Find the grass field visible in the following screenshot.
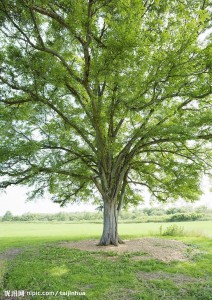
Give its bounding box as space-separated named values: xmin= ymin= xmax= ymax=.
xmin=0 ymin=222 xmax=212 ymax=299
xmin=0 ymin=221 xmax=211 ymax=251
xmin=0 ymin=220 xmax=212 ymax=239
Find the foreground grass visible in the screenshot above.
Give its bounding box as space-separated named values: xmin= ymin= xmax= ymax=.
xmin=0 ymin=222 xmax=212 ymax=299
xmin=1 ymin=238 xmax=212 ymax=299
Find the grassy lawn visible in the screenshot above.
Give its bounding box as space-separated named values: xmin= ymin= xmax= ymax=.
xmin=0 ymin=222 xmax=212 ymax=299
xmin=0 ymin=220 xmax=211 ymax=243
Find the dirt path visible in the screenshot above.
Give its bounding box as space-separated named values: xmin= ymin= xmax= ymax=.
xmin=60 ymin=238 xmax=194 ymax=262
xmin=0 ymin=248 xmax=22 ymax=260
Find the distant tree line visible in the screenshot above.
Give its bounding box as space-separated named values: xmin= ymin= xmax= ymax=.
xmin=1 ymin=206 xmax=211 ymax=223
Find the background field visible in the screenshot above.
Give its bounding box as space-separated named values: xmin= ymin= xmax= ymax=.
xmin=0 ymin=221 xmax=212 ymax=252
xmin=1 ymin=221 xmax=212 ymax=239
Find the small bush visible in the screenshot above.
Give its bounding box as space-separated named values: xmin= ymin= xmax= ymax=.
xmin=160 ymin=224 xmax=185 ymax=236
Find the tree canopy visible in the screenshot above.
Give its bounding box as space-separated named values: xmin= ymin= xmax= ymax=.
xmin=0 ymin=0 xmax=212 ymax=244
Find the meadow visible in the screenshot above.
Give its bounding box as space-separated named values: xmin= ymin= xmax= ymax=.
xmin=0 ymin=221 xmax=211 ymax=249
xmin=0 ymin=221 xmax=212 ymax=299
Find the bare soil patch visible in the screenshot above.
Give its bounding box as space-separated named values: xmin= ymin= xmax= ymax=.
xmin=60 ymin=238 xmax=193 ymax=262
xmin=0 ymin=248 xmax=22 ymax=260
xmin=137 ymin=271 xmax=203 ymax=286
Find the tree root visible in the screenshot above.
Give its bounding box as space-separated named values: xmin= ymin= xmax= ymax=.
xmin=97 ymin=236 xmax=125 ymax=246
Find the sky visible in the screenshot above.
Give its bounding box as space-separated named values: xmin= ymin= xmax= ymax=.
xmin=0 ymin=186 xmax=97 ymax=216
xmin=0 ymin=176 xmax=211 ymax=216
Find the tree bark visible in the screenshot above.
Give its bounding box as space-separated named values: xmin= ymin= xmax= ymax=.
xmin=98 ymin=200 xmax=119 ymax=246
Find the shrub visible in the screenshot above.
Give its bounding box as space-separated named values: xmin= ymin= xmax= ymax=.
xmin=169 ymin=213 xmax=203 ymax=222
xmin=160 ymin=224 xmax=185 ymax=236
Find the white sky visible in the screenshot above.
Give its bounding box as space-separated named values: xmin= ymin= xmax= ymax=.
xmin=0 ymin=186 xmax=97 ymax=216
xmin=0 ymin=177 xmax=211 ymax=216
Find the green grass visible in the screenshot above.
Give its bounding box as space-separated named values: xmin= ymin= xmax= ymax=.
xmin=0 ymin=222 xmax=212 ymax=299
xmin=0 ymin=220 xmax=211 ymax=239
xmin=0 ymin=221 xmax=211 ymax=251
xmin=1 ymin=239 xmax=212 ymax=299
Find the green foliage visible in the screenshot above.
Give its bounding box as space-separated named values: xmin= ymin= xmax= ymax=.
xmin=160 ymin=224 xmax=185 ymax=236
xmin=1 ymin=205 xmax=211 ymax=223
xmin=0 ymin=0 xmax=211 ymax=209
xmin=143 ymin=208 xmax=165 ymax=216
xmin=169 ymin=213 xmax=203 ymax=222
xmin=2 ymin=211 xmax=13 ymax=222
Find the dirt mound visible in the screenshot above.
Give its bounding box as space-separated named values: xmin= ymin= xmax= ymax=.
xmin=60 ymin=238 xmax=192 ymax=262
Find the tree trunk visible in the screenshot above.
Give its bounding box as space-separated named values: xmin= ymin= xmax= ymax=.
xmin=98 ymin=200 xmax=119 ymax=246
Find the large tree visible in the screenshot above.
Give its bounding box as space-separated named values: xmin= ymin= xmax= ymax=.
xmin=0 ymin=0 xmax=211 ymax=245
